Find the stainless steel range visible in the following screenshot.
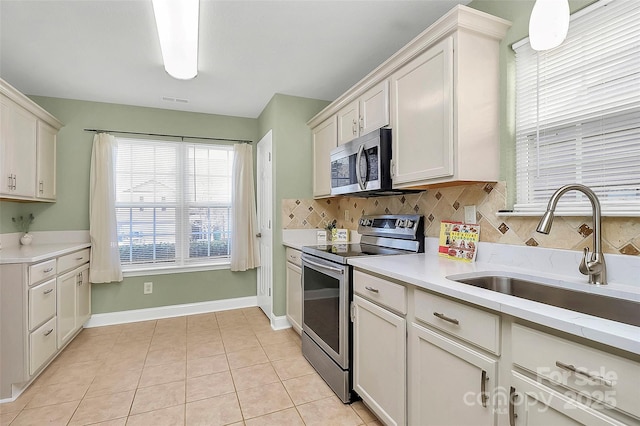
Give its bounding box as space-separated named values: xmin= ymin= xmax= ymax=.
xmin=301 ymin=214 xmax=424 ymax=403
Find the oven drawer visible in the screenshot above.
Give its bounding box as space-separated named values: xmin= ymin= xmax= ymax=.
xmin=354 ymin=270 xmax=407 ymax=315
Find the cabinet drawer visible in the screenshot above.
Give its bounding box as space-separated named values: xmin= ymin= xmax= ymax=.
xmin=286 ymin=247 xmax=302 ymax=267
xmin=414 ymin=289 xmax=500 ymax=354
xmin=28 ymin=259 xmax=56 ymax=286
xmin=512 ymin=324 xmax=640 ymax=419
xmin=29 ymin=278 xmax=56 ymax=330
xmin=354 ymin=270 xmax=406 ymax=315
xmin=30 ymin=316 xmax=57 ymax=375
xmin=57 ymin=248 xmax=90 ymax=274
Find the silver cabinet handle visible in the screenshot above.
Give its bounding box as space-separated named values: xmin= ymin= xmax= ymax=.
xmin=39 ymin=181 xmax=44 ymax=194
xmin=509 ymin=387 xmax=518 ymax=426
xmin=12 ymin=174 xmax=16 ymax=190
xmin=75 ymin=257 xmax=84 ymax=261
xmin=256 ymin=233 xmax=262 ymax=238
xmin=352 ymin=119 xmax=357 ymax=135
xmin=44 ymin=328 xmax=54 ymax=336
xmin=364 ymin=286 xmax=379 ymax=293
xmin=43 ymin=267 xmax=54 ymax=273
xmin=555 ymin=361 xmax=613 ymax=387
xmin=481 ymin=370 xmax=489 ymax=408
xmin=43 ymin=288 xmax=54 ymax=295
xmin=433 ymin=312 xmax=459 ymax=325
xmin=359 ymin=116 xmax=364 ymax=132
xmin=7 ymin=175 xmax=12 ymax=190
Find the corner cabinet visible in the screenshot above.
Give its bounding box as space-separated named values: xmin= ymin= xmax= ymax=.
xmin=0 ymin=247 xmax=91 ymax=400
xmin=0 ymin=78 xmax=62 ymax=202
xmin=312 ymin=115 xmax=337 ymax=198
xmin=307 ymin=5 xmax=510 ymax=191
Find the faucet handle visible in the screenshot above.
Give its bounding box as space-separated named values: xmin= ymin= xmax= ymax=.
xmin=579 ymin=247 xmax=590 ymax=276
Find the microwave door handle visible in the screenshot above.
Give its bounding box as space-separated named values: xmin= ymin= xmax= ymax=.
xmin=356 ymin=144 xmax=367 ymax=190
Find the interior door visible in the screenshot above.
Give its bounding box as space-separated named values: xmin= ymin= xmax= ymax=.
xmin=257 ymin=131 xmax=273 ymax=320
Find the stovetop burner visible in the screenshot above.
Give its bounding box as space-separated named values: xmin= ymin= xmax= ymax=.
xmin=302 ymin=214 xmax=424 ymax=264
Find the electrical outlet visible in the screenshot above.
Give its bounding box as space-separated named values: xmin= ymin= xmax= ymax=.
xmin=143 ymin=282 xmax=153 ymax=294
xmin=464 ymin=205 xmax=477 ymax=224
xmin=344 ymin=209 xmax=350 ymax=221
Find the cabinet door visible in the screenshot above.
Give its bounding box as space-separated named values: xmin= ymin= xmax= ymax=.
xmin=36 ymin=121 xmax=57 ymax=200
xmin=286 ymin=262 xmax=302 ymax=334
xmin=76 ymin=265 xmax=91 ymax=328
xmin=56 ymin=269 xmax=77 ymax=348
xmin=511 ymin=372 xmax=626 ymax=426
xmin=312 ymin=116 xmax=337 ymax=198
xmin=360 ymin=80 xmax=390 ymax=136
xmin=0 ymin=97 xmax=37 ymax=197
xmin=409 ymin=322 xmax=497 ymax=426
xmin=391 ymin=36 xmax=453 ymax=187
xmin=353 ymin=295 xmax=406 ymax=426
xmin=337 ymin=100 xmax=359 ymax=146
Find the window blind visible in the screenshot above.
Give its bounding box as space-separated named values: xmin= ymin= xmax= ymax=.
xmin=513 ymin=0 xmax=640 ymax=215
xmin=115 ymin=138 xmax=233 ymax=268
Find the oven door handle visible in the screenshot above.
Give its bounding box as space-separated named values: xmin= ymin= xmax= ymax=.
xmin=303 ymin=257 xmax=344 ymax=275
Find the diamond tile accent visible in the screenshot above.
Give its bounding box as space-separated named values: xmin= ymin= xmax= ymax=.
xmin=428 ymin=214 xmax=434 ymax=222
xmin=453 ymin=201 xmax=460 ymax=210
xmin=525 ymin=238 xmax=539 ymax=247
xmin=435 ymin=192 xmax=442 ymax=200
xmin=289 ymin=214 xmax=294 ymax=219
xmin=374 ymin=200 xmax=379 ymax=206
xmin=400 ymin=196 xmax=406 ymax=204
xmin=498 ymin=223 xmax=509 ymax=234
xmin=578 ymin=224 xmax=593 ymax=238
xmin=414 ymin=205 xmax=420 ymax=212
xmin=619 ymin=244 xmax=640 ymax=256
xmin=483 ymin=183 xmax=494 ymax=194
xmin=295 ymin=200 xmax=300 ymax=205
xmin=308 ymin=206 xmax=313 ymax=212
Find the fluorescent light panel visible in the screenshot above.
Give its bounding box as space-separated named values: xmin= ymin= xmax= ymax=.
xmin=152 ymin=0 xmax=199 ymax=80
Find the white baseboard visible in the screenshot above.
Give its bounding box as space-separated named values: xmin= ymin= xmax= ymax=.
xmin=84 ymin=296 xmax=258 ymax=328
xmin=270 ymin=313 xmax=292 ymax=330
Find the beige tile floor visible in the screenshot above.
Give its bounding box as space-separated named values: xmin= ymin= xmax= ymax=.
xmin=0 ymin=307 xmax=382 ymax=426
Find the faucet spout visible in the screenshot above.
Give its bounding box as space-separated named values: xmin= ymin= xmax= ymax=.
xmin=535 ymin=184 xmax=607 ymax=285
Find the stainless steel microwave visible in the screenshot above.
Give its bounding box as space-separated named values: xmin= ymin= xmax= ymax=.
xmin=330 ymin=128 xmax=393 ymax=196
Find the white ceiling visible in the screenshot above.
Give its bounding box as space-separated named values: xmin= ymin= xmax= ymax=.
xmin=0 ymin=0 xmax=469 ymax=118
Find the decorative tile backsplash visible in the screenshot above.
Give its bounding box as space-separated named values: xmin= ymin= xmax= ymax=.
xmin=281 ymin=182 xmax=640 ymax=256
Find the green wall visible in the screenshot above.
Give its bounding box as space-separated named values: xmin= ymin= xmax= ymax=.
xmin=0 ymin=96 xmax=259 ymax=314
xmin=468 ymin=0 xmax=597 ymax=207
xmin=257 ymin=94 xmax=330 ymax=316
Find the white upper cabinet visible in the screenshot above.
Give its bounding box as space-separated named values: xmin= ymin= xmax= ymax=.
xmin=390 ymin=38 xmax=453 ymax=185
xmin=312 ymin=115 xmax=337 ymax=198
xmin=307 ymin=5 xmax=510 ymax=190
xmin=0 ymin=78 xmax=62 ymax=202
xmin=337 ymin=80 xmax=390 ymax=145
xmin=36 ymin=121 xmax=57 ymax=201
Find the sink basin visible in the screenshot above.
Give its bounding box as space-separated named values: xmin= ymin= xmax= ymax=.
xmin=446 ymin=273 xmax=640 ymax=328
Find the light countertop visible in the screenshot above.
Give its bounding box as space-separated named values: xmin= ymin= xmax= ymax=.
xmin=348 ymin=253 xmax=640 ymax=355
xmin=0 ymin=242 xmax=91 ymax=264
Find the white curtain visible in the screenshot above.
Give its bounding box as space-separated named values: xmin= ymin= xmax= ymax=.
xmin=89 ymin=133 xmax=123 ymax=283
xmin=230 ymin=143 xmax=260 ymax=271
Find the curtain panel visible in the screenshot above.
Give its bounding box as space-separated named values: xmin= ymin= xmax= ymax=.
xmin=230 ymin=143 xmax=260 ymax=271
xmin=89 ymin=133 xmax=123 ymax=283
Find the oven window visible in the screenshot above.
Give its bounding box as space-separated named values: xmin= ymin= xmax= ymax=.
xmin=303 ymin=266 xmax=340 ymax=354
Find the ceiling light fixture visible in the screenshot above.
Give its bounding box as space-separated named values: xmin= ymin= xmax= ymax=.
xmin=152 ymin=0 xmax=199 ymax=80
xmin=529 ymin=0 xmax=570 ymax=51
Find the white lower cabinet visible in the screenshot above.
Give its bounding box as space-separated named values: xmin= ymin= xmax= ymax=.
xmin=29 ymin=317 xmax=57 ymax=375
xmin=408 ymin=323 xmax=497 ymax=426
xmin=57 ymin=263 xmax=90 ymax=348
xmin=286 ymin=260 xmax=302 ymax=334
xmin=510 ymin=372 xmax=626 ymax=426
xmin=353 ymin=295 xmax=406 ymax=426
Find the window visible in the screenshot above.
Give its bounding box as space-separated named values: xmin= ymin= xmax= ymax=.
xmin=115 ymin=138 xmax=233 ymax=269
xmin=514 ymin=0 xmax=640 ymax=215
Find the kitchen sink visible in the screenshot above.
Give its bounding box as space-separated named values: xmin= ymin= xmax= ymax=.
xmin=446 ymin=273 xmax=640 ymax=328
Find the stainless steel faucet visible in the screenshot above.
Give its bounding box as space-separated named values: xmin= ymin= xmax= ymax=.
xmin=536 ymin=184 xmax=607 ymax=285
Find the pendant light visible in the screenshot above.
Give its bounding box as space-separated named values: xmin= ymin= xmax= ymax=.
xmin=152 ymin=0 xmax=199 ymax=80
xmin=529 ymin=0 xmax=570 ymax=51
